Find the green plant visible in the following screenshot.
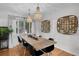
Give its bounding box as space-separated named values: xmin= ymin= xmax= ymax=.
xmin=0 ymin=27 xmax=13 ymax=39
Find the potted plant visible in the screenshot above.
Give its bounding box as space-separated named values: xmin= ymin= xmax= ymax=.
xmin=0 ymin=27 xmax=13 ymax=40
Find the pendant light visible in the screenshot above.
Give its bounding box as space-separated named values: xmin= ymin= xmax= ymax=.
xmin=33 ymin=4 xmax=43 ymax=21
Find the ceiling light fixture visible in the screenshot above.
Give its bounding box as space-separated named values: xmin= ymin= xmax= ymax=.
xmin=33 ymin=4 xmax=43 ymax=21
xmin=27 ymin=9 xmax=32 ymax=22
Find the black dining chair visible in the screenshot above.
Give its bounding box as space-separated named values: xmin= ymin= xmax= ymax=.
xmin=41 ymin=45 xmax=54 ymax=56
xmin=42 ymin=45 xmax=54 ymax=53
xmin=17 ymin=36 xmax=29 ymax=55
xmin=39 ymin=35 xmax=42 ymax=37
xmin=22 ymin=38 xmax=44 ymax=56
xmin=22 ymin=38 xmax=29 ymax=47
xmin=22 ymin=38 xmax=35 ymax=55
xmin=31 ymin=50 xmax=43 ymax=56
xmin=49 ymin=38 xmax=54 ymax=41
xmin=17 ymin=36 xmax=26 ymax=55
xmin=41 ymin=38 xmax=54 ymax=56
xmin=17 ymin=36 xmax=22 ymax=43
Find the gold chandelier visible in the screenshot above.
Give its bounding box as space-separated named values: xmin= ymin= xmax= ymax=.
xmin=26 ymin=9 xmax=32 ymax=22
xmin=27 ymin=4 xmax=43 ymax=22
xmin=33 ymin=5 xmax=43 ymax=21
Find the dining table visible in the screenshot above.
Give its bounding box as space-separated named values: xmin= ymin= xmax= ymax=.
xmin=20 ymin=33 xmax=56 ymax=51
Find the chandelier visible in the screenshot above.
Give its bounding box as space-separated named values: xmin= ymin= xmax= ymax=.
xmin=27 ymin=9 xmax=32 ymax=22
xmin=33 ymin=5 xmax=43 ymax=21
xmin=26 ymin=4 xmax=43 ymax=34
xmin=27 ymin=4 xmax=43 ymax=22
xmin=26 ymin=9 xmax=32 ymax=33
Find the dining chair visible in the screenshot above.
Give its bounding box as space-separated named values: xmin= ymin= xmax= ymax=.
xmin=17 ymin=36 xmax=30 ymax=55
xmin=21 ymin=38 xmax=30 ymax=55
xmin=42 ymin=45 xmax=54 ymax=52
xmin=17 ymin=36 xmax=26 ymax=55
xmin=39 ymin=35 xmax=42 ymax=37
xmin=42 ymin=45 xmax=54 ymax=56
xmin=49 ymin=38 xmax=54 ymax=41
xmin=21 ymin=38 xmax=43 ymax=56
xmin=17 ymin=36 xmax=22 ymax=43
xmin=41 ymin=38 xmax=55 ymax=56
xmin=31 ymin=50 xmax=43 ymax=56
xmin=22 ymin=38 xmax=37 ymax=56
xmin=22 ymin=38 xmax=29 ymax=47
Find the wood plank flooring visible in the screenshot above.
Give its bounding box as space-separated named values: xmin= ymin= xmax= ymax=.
xmin=0 ymin=45 xmax=74 ymax=56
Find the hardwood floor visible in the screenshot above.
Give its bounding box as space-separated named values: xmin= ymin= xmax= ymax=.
xmin=0 ymin=45 xmax=74 ymax=56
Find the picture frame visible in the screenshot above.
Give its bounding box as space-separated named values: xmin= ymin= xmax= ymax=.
xmin=41 ymin=20 xmax=50 ymax=33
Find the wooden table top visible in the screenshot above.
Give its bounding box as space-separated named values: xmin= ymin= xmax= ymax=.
xmin=21 ymin=33 xmax=56 ymax=51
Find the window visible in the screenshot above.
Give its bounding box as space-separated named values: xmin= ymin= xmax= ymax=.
xmin=19 ymin=21 xmax=24 ymax=33
xmin=57 ymin=15 xmax=78 ymax=34
xmin=16 ymin=20 xmax=25 ymax=34
xmin=16 ymin=21 xmax=18 ymax=33
xmin=25 ymin=21 xmax=32 ymax=33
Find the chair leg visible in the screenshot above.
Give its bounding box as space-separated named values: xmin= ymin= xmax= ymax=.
xmin=41 ymin=50 xmax=47 ymax=56
xmin=41 ymin=50 xmax=52 ymax=56
xmin=23 ymin=48 xmax=26 ymax=56
xmin=47 ymin=53 xmax=50 ymax=56
xmin=47 ymin=52 xmax=52 ymax=56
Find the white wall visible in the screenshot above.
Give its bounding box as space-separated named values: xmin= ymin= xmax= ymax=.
xmin=9 ymin=20 xmax=18 ymax=48
xmin=39 ymin=8 xmax=79 ymax=55
xmin=0 ymin=13 xmax=8 ymax=26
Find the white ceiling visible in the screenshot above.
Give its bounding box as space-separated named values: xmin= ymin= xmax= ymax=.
xmin=0 ymin=3 xmax=79 ymax=17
